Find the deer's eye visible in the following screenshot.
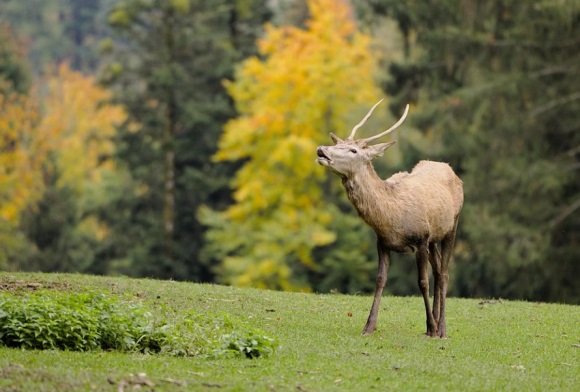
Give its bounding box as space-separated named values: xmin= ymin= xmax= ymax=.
xmin=350 ymin=148 xmax=357 ymax=154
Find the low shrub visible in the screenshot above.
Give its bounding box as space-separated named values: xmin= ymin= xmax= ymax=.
xmin=216 ymin=331 xmax=276 ymax=359
xmin=173 ymin=311 xmax=277 ymax=358
xmin=0 ymin=290 xmax=276 ymax=358
xmin=0 ymin=291 xmax=169 ymax=353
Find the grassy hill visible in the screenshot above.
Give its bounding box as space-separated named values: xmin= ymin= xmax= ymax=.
xmin=1 ymin=272 xmax=579 ymax=391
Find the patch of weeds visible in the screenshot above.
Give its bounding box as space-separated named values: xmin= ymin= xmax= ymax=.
xmin=0 ymin=290 xmax=169 ymax=353
xmin=0 ymin=290 xmax=276 ymax=359
xmin=174 ymin=312 xmax=277 ymax=358
xmin=215 ymin=331 xmax=276 ymax=358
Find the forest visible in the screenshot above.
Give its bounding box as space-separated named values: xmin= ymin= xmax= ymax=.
xmin=0 ymin=0 xmax=578 ymax=303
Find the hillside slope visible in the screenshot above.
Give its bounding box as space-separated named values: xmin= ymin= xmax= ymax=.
xmin=1 ymin=272 xmax=579 ymax=391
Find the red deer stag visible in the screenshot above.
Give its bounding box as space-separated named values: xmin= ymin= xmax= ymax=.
xmin=316 ymin=100 xmax=463 ymax=338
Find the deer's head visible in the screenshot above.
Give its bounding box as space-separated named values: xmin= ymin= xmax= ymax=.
xmin=316 ymin=100 xmax=409 ymax=178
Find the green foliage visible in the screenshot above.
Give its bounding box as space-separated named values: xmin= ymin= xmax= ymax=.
xmin=311 ymin=207 xmax=377 ymax=293
xmin=0 ymin=0 xmax=105 ymax=73
xmin=0 ymin=25 xmax=30 ymax=95
xmin=0 ymin=288 xmax=276 ymax=359
xmin=0 ymin=273 xmax=578 ymax=391
xmin=0 ymin=291 xmax=165 ymax=352
xmin=215 ymin=330 xmax=276 ymax=359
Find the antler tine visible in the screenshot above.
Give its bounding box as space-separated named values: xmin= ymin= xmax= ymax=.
xmin=346 ymin=99 xmax=384 ymax=141
xmin=362 ymin=104 xmax=409 ymax=144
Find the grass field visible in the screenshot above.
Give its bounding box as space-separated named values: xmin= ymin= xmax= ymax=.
xmin=1 ymin=272 xmax=579 ymax=391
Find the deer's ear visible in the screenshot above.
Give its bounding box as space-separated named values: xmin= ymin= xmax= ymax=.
xmin=367 ymin=141 xmax=396 ymax=159
xmin=329 ymin=133 xmax=343 ymax=145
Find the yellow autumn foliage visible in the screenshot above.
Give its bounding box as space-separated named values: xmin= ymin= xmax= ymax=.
xmin=203 ymin=0 xmax=382 ymax=290
xmin=40 ymin=63 xmax=126 ymax=194
xmin=0 ymin=63 xmax=127 ymax=260
xmin=0 ymin=93 xmax=45 ymax=224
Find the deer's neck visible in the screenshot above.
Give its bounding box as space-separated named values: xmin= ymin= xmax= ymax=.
xmin=342 ymin=163 xmax=394 ymax=229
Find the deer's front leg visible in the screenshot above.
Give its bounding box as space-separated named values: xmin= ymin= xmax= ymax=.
xmin=362 ymin=239 xmax=390 ymax=336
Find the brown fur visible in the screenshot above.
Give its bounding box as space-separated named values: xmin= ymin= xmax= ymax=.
xmin=344 ymin=160 xmax=463 ymax=252
xmin=317 ymin=112 xmax=463 ymax=338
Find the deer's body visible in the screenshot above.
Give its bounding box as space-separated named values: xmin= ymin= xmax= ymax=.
xmin=317 ymin=101 xmax=463 ymax=338
xmin=344 ymin=160 xmax=462 ymax=253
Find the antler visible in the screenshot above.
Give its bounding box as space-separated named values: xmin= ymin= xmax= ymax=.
xmin=361 ymin=104 xmax=409 ymax=144
xmin=346 ymin=99 xmax=384 ymax=141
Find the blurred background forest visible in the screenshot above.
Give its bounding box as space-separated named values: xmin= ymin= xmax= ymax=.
xmin=0 ymin=0 xmax=578 ymax=303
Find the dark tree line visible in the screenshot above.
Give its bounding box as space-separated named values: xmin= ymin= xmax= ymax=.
xmin=360 ymin=0 xmax=580 ymax=302
xmin=1 ymin=0 xmax=579 ymax=303
xmin=97 ymin=0 xmax=272 ymax=279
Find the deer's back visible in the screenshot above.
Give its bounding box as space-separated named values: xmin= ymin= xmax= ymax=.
xmin=404 ymin=160 xmax=463 ymax=214
xmin=380 ymin=160 xmax=463 ymax=248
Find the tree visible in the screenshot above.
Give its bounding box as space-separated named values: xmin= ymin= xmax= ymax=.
xmin=0 ymin=92 xmax=44 ymax=267
xmin=201 ymin=0 xmax=384 ymax=291
xmin=0 ymin=94 xmax=43 ymax=225
xmin=0 ymin=0 xmax=107 ymax=73
xmin=364 ymin=0 xmax=580 ymax=302
xmin=0 ymin=24 xmax=30 ymax=95
xmin=0 ymin=26 xmax=43 ymax=267
xmin=102 ymin=0 xmax=270 ymax=279
xmin=11 ymin=63 xmax=127 ymax=273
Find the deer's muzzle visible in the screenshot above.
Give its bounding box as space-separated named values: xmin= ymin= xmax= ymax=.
xmin=316 ymin=147 xmax=332 ymax=166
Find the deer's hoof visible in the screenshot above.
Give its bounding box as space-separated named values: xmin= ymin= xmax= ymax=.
xmin=362 ymin=325 xmax=376 ymax=336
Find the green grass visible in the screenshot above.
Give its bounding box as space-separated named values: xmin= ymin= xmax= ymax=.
xmin=1 ymin=272 xmax=579 ymax=391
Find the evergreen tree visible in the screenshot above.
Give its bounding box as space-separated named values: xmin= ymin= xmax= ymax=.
xmin=364 ymin=0 xmax=580 ymax=302
xmin=101 ymin=0 xmax=270 ymax=280
xmin=0 ymin=0 xmax=107 ymax=73
xmin=0 ymin=24 xmax=30 ymax=94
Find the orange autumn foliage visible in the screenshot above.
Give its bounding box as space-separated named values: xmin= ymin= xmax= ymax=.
xmin=0 ymin=64 xmax=126 ymax=232
xmin=0 ymin=93 xmax=45 ymax=223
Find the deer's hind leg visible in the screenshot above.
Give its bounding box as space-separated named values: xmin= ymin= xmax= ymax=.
xmin=417 ymin=241 xmax=438 ymax=337
xmin=429 ymin=242 xmax=442 ymax=325
xmin=437 ymin=217 xmax=459 ymax=338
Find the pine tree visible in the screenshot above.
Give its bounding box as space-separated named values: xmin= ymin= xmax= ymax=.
xmin=0 ymin=24 xmax=30 ymax=95
xmin=365 ymin=0 xmax=580 ymax=302
xmin=0 ymin=0 xmax=106 ymax=73
xmin=102 ymin=0 xmax=270 ymax=279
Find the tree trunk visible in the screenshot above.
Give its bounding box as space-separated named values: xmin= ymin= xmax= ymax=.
xmin=162 ymin=10 xmax=176 ymax=264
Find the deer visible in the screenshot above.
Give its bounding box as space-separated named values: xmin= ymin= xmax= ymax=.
xmin=316 ymin=100 xmax=463 ymax=338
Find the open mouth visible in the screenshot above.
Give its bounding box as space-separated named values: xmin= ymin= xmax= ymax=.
xmin=316 ymin=147 xmax=332 ymax=165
